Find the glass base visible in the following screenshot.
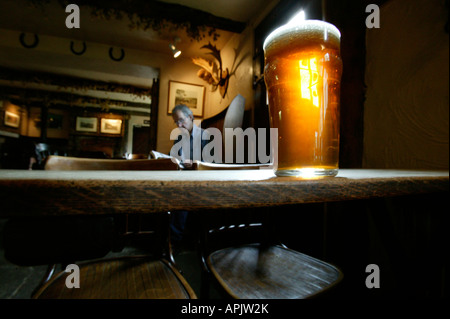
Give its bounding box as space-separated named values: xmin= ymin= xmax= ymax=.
xmin=275 ymin=168 xmax=338 ymax=178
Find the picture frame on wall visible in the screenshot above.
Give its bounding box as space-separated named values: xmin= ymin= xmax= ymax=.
xmin=76 ymin=116 xmax=98 ymax=133
xmin=4 ymin=111 xmax=20 ymax=128
xmin=100 ymin=118 xmax=122 ymax=134
xmin=167 ymin=80 xmax=205 ymax=117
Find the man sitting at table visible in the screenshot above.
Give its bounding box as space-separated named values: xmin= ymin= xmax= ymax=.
xmin=170 ymin=104 xmax=212 ymax=245
xmin=171 ymin=104 xmax=213 ymax=169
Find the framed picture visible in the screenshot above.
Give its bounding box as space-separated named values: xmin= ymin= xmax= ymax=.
xmin=76 ymin=116 xmax=98 ymax=132
xmin=167 ymin=80 xmax=205 ymax=117
xmin=100 ymin=118 xmax=122 ymax=134
xmin=4 ymin=111 xmax=20 ymax=128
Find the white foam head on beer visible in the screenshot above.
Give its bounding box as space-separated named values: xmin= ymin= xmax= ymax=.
xmin=263 ymin=17 xmax=341 ymax=52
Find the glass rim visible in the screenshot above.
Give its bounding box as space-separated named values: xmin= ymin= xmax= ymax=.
xmin=263 ymin=19 xmax=341 ymax=51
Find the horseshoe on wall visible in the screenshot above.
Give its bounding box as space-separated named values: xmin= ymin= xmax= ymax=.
xmin=70 ymin=41 xmax=87 ymax=55
xmin=19 ymin=33 xmax=39 ymax=49
xmin=109 ymin=47 xmax=125 ymax=62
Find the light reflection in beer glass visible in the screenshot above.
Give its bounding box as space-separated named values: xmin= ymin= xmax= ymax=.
xmin=299 ymin=58 xmax=320 ymax=107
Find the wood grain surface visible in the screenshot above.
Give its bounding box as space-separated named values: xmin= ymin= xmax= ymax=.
xmin=33 ymin=257 xmax=196 ymax=299
xmin=0 ymin=169 xmax=448 ymax=217
xmin=208 ymin=244 xmax=342 ymax=299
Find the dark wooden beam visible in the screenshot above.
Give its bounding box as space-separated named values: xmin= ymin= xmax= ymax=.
xmin=73 ymin=0 xmax=246 ymax=37
xmin=0 ymin=67 xmax=152 ymax=111
xmin=0 ymin=67 xmax=152 ymax=94
xmin=324 ymin=0 xmax=390 ymax=168
xmin=0 ymin=86 xmax=151 ymax=110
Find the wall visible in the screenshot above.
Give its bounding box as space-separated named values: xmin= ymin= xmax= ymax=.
xmin=207 ymin=26 xmax=254 ymax=115
xmin=155 ymin=27 xmax=255 ymax=155
xmin=363 ymin=0 xmax=449 ymax=169
xmin=0 ymin=29 xmax=159 ymax=87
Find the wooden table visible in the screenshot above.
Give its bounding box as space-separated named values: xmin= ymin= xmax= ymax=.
xmin=0 ymin=169 xmax=447 ymax=217
xmin=1 ymin=168 xmax=448 ymax=299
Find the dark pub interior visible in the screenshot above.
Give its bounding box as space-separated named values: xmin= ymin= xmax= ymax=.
xmin=0 ymin=0 xmax=448 ymax=305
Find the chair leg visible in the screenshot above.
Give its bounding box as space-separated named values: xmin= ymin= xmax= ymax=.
xmin=200 ymin=268 xmax=211 ymax=299
xmin=198 ymin=240 xmax=214 ymax=299
xmin=31 ymin=264 xmax=57 ymax=297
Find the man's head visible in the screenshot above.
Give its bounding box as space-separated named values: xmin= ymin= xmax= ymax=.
xmin=172 ymin=104 xmax=194 ymax=133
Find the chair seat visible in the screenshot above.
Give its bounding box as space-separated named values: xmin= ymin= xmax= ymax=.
xmin=33 ymin=256 xmax=197 ymax=299
xmin=207 ymin=244 xmax=342 ymax=299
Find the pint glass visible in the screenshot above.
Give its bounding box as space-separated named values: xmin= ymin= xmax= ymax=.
xmin=264 ymin=19 xmax=342 ymax=177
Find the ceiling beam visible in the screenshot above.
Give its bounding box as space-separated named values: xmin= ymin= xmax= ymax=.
xmin=73 ymin=0 xmax=246 ymax=38
xmin=0 ymin=67 xmax=152 ymax=96
xmin=0 ymin=86 xmax=151 ymax=113
xmin=0 ymin=66 xmax=152 ymax=111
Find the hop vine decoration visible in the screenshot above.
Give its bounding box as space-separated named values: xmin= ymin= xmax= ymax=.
xmin=192 ymin=43 xmax=230 ymax=98
xmin=25 ymin=0 xmax=221 ymax=42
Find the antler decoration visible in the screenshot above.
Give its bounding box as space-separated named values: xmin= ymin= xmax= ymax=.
xmin=192 ymin=43 xmax=230 ymax=98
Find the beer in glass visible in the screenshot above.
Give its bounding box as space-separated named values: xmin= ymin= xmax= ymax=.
xmin=264 ymin=19 xmax=342 ymax=177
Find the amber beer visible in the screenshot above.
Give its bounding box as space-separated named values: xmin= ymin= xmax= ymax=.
xmin=264 ymin=19 xmax=342 ymax=177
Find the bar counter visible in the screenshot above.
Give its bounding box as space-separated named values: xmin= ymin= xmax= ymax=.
xmin=0 ymin=169 xmax=447 ymax=217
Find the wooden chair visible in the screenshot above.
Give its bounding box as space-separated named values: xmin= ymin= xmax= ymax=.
xmin=201 ymin=94 xmax=245 ymax=133
xmin=3 ymin=156 xmax=195 ymax=299
xmin=199 ymin=208 xmax=342 ymax=299
xmin=222 ymin=94 xmax=245 ymax=133
xmin=201 ymin=94 xmax=246 ymax=164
